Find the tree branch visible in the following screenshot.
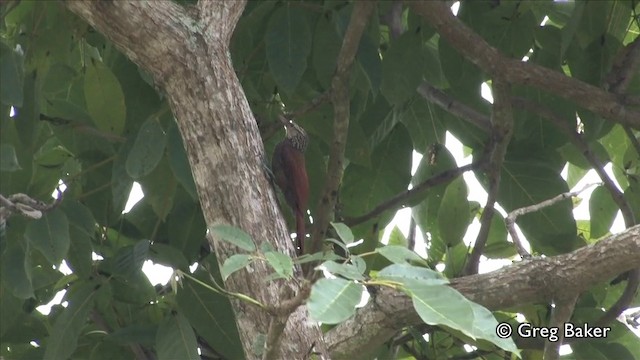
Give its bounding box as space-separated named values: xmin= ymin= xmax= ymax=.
xmin=506 ymin=183 xmax=598 ymax=259
xmin=511 ymin=96 xmax=640 ymax=332
xmin=409 ymin=2 xmax=640 ymax=129
xmin=416 ymin=82 xmax=492 ymax=133
xmin=308 ymin=2 xmax=375 ymax=257
xmin=326 ymin=225 xmax=640 ymax=358
xmin=543 ymin=294 xmax=578 ymax=360
xmin=464 ymin=79 xmax=513 ymax=275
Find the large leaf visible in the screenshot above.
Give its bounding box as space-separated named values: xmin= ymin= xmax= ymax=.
xmin=308 ymin=278 xmax=362 ymax=324
xmin=265 ymin=6 xmax=312 ymax=94
xmin=495 ymin=154 xmax=580 ymax=255
xmin=25 ymin=208 xmax=70 ymax=265
xmin=411 ymin=145 xmax=458 ymax=265
xmin=167 ymin=197 xmax=206 ymax=264
xmin=156 ymin=312 xmax=200 ymax=360
xmin=138 ymin=157 xmax=177 ymax=221
xmin=0 ymin=144 xmax=21 ymax=171
xmin=341 ymin=126 xmax=412 ymax=240
xmin=381 ymin=31 xmax=426 ymax=105
xmin=589 ymin=185 xmax=618 ymax=239
xmin=84 ymin=58 xmax=126 ymax=135
xmin=311 ymin=15 xmax=341 ymax=90
xmin=398 ymin=99 xmax=447 ymax=154
xmin=437 ymin=177 xmax=470 ymax=247
xmin=407 ymin=281 xmax=518 ymax=354
xmin=167 ymin=122 xmax=197 ymax=200
xmin=1 ymin=238 xmax=34 ymax=299
xmin=126 ymin=116 xmax=167 ymax=179
xmin=176 ymin=270 xmax=243 ymax=360
xmin=0 ymin=42 xmax=25 ymax=106
xmin=43 ymin=281 xmax=99 ymax=360
xmin=210 ymin=224 xmax=256 ymax=252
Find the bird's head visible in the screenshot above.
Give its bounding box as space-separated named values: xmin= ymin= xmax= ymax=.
xmin=279 ymin=114 xmax=308 ymax=151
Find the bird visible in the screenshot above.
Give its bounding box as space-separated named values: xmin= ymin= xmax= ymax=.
xmin=271 ymin=115 xmax=309 ymax=255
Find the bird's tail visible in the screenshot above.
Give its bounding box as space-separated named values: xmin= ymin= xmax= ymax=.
xmin=295 ymin=211 xmax=305 ymax=255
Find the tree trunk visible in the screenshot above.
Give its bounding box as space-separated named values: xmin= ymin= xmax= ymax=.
xmin=66 ymin=1 xmax=326 ymax=358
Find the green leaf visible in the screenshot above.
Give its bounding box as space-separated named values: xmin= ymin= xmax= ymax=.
xmin=1 ymin=239 xmax=34 ymax=299
xmin=43 ymin=281 xmax=98 ymax=360
xmin=377 ymin=264 xmax=448 ymax=286
xmin=331 ymin=222 xmax=355 ymax=244
xmin=308 ymin=278 xmax=362 ymax=324
xmin=42 ymin=64 xmax=77 ymax=96
xmin=408 ymin=281 xmax=517 ymax=353
xmin=14 ymin=71 xmax=41 ymax=149
xmin=33 ymin=137 xmax=74 ymax=167
xmin=589 ymin=186 xmax=618 ymax=239
xmin=265 ymin=6 xmax=311 ymax=94
xmin=138 ymin=156 xmax=176 ymax=220
xmin=409 ymin=283 xmax=474 ymax=333
xmin=311 ymin=15 xmax=341 ymax=90
xmin=497 ymin=154 xmax=579 ymax=255
xmin=381 ymin=32 xmax=425 ymax=105
xmin=176 ymin=270 xmax=243 ymax=360
xmin=398 ymin=100 xmax=447 ymax=154
xmin=25 ymin=209 xmax=70 ymax=265
xmin=1 ymin=144 xmax=21 ymax=171
xmin=221 ymin=254 xmax=253 ymax=281
xmin=377 ymin=245 xmax=426 ymax=265
xmin=321 ymin=260 xmax=365 ymax=281
xmin=0 ymin=42 xmax=24 ymax=106
xmin=149 ymin=243 xmax=189 ymax=271
xmin=483 ymin=212 xmax=517 ymax=259
xmin=387 ymin=226 xmax=408 ymax=247
xmin=210 ymin=224 xmax=256 ymax=252
xmin=84 ymin=58 xmax=126 ymax=135
xmin=264 ymin=251 xmax=294 ymax=279
xmin=437 ymin=177 xmax=469 ymax=247
xmin=110 ymin=240 xmax=150 ymax=279
xmin=572 ymin=341 xmax=635 ymax=360
xmin=111 ymin=142 xmax=134 ymax=213
xmin=341 ymin=126 xmax=412 ymax=240
xmin=356 ymin=31 xmax=382 ymax=95
xmin=466 ymin=301 xmax=520 ymax=354
xmin=167 ymin=123 xmax=198 ymax=200
xmin=156 ymin=312 xmax=200 ymax=360
xmin=110 ymin=270 xmax=156 ymax=304
xmin=168 ymin=198 xmax=206 ymax=264
xmin=106 ymin=324 xmax=157 ymax=347
xmin=126 ymin=116 xmax=167 ymax=179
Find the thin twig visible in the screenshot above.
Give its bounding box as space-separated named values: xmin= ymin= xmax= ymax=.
xmin=505 ymin=183 xmax=599 ymax=258
xmin=343 ymin=162 xmax=481 ymax=227
xmin=289 ymin=90 xmax=331 ymax=120
xmin=407 ymin=217 xmax=416 ymax=251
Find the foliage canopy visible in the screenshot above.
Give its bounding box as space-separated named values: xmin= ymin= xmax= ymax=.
xmin=1 ymin=1 xmax=639 ymax=359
